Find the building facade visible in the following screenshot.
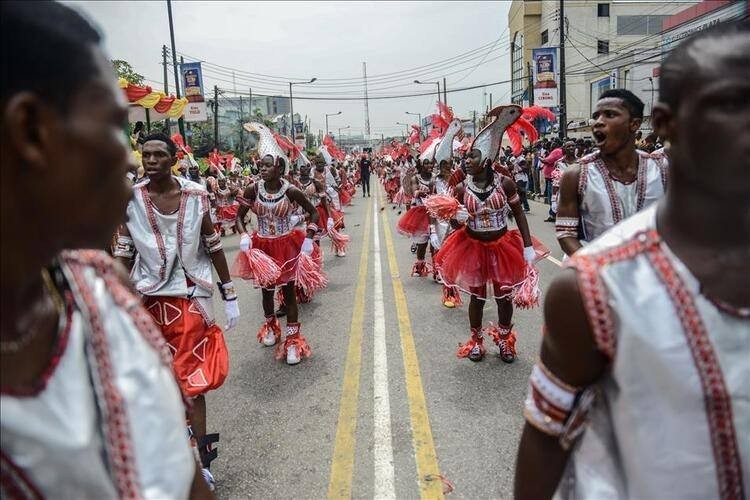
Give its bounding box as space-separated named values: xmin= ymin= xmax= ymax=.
xmin=508 ymin=0 xmax=712 ymax=136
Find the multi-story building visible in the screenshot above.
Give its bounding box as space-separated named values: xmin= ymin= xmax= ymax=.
xmin=508 ymin=0 xmax=712 ymax=136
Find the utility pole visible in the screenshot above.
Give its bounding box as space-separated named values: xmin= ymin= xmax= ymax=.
xmin=443 ymin=77 xmax=447 ymax=105
xmin=238 ymin=94 xmax=244 ymax=154
xmin=166 ymin=0 xmax=185 ymax=139
xmin=289 ymin=83 xmax=294 ymax=138
xmin=362 ymin=62 xmax=371 ymax=139
xmin=162 ymin=45 xmax=170 ymax=132
xmin=559 ymin=0 xmax=567 ymax=139
xmin=490 ymin=93 xmax=493 ymax=110
xmin=213 ymin=85 xmax=219 ymax=150
xmin=473 ymin=110 xmax=477 ymax=136
xmin=527 ymin=61 xmax=535 ymax=106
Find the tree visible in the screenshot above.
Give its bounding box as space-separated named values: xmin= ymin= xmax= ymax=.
xmin=111 ymin=59 xmax=144 ymax=86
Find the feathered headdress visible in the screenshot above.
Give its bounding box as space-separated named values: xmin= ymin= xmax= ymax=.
xmin=244 ymin=122 xmax=290 ymax=171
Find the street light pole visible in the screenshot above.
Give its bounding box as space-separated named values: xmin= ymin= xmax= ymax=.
xmin=338 ymin=125 xmax=350 ymax=140
xmin=414 ymin=80 xmax=441 ymax=104
xmin=289 ymin=78 xmax=317 ymax=138
xmin=396 ymin=122 xmax=409 ymax=139
xmin=325 ymin=111 xmax=342 ymax=136
xmin=405 ymin=112 xmax=422 ymax=140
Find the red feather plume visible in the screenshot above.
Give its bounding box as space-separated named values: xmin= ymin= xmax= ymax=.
xmin=512 ymin=117 xmax=539 ymax=143
xmin=505 ymin=126 xmax=523 ymax=156
xmin=521 ymin=105 xmax=556 ymax=122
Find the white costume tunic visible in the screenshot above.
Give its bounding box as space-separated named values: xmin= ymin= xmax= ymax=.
xmin=577 ymin=150 xmax=667 ymax=243
xmin=125 ymin=177 xmax=214 ymax=308
xmin=1 ymin=251 xmax=194 ymax=499
xmin=325 ymin=166 xmax=341 ymax=211
xmin=558 ymin=205 xmax=749 ymax=500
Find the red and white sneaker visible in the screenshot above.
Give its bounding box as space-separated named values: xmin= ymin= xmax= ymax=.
xmin=275 ymin=323 xmax=312 ymax=365
xmin=457 ymin=327 xmax=485 ymax=362
xmin=485 ymin=323 xmax=517 ymax=363
xmin=257 ymin=315 xmax=281 ymax=347
xmin=411 ymin=260 xmax=429 ymax=277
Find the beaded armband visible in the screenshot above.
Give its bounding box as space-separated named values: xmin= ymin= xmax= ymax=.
xmin=507 ymin=194 xmax=521 ymax=205
xmin=555 ymin=217 xmax=579 ymax=240
xmin=113 ymin=235 xmax=135 ymax=258
xmin=523 ymin=361 xmax=595 ymax=449
xmin=218 ymin=281 xmax=237 ymax=301
xmin=203 ymin=231 xmax=223 ymax=253
xmin=307 ymin=223 xmax=319 ymax=233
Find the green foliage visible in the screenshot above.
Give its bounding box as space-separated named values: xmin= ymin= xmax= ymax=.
xmin=111 ymin=59 xmax=145 ymax=86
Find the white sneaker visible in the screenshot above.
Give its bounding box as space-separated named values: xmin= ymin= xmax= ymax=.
xmin=286 ymin=345 xmax=301 ymax=365
xmin=262 ymin=329 xmax=277 ymax=347
xmin=336 ymin=249 xmax=346 ymax=257
xmin=201 ymin=467 xmax=215 ymax=491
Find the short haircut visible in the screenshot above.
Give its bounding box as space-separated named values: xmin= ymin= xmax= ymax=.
xmin=599 ymin=89 xmax=644 ymax=119
xmin=1 ymin=1 xmax=101 ymax=113
xmin=660 ymin=21 xmax=749 ymax=109
xmin=142 ymin=132 xmax=177 ymax=156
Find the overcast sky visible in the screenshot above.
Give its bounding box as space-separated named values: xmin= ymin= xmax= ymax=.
xmin=67 ymin=1 xmax=512 ymax=138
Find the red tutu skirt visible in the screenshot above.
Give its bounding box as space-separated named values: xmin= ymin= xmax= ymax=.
xmin=434 ymin=228 xmax=531 ymax=300
xmin=234 ymin=230 xmax=305 ymax=286
xmin=397 ymin=205 xmax=430 ymax=238
xmin=215 ymin=203 xmax=239 ymax=223
xmin=340 ymin=187 xmax=352 ymax=206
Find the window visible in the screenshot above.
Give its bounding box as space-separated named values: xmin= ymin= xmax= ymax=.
xmin=511 ymin=31 xmax=525 ymax=103
xmin=597 ymin=3 xmax=610 ymax=17
xmin=597 ymin=40 xmax=610 ymax=55
xmin=617 ymin=15 xmax=669 ymax=35
xmin=541 ymin=29 xmax=549 ymax=45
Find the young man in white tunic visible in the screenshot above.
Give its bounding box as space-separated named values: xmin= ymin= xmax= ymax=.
xmin=515 ymin=21 xmax=749 ymax=500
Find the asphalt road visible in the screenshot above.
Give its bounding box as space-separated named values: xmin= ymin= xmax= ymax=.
xmin=208 ymin=185 xmax=563 ymax=499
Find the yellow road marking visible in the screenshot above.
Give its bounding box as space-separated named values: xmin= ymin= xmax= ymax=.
xmin=379 ymin=189 xmax=444 ymax=500
xmin=327 ymin=200 xmax=372 ymax=500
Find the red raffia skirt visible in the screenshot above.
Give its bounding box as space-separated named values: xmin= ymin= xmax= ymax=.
xmin=435 ymin=227 xmax=545 ymax=300
xmin=231 ymin=230 xmax=305 ymax=287
xmin=397 ymin=205 xmax=430 ymax=238
xmin=215 ymin=203 xmax=239 ymax=224
xmin=339 ymin=184 xmax=353 ymax=206
xmin=143 ymin=296 xmax=228 ymax=397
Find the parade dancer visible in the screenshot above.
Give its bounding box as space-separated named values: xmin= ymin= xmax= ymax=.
xmin=116 ymin=133 xmax=240 ymax=490
xmin=432 ymin=105 xmax=547 ymax=362
xmin=515 ymin=23 xmax=749 ymax=499
xmin=555 ymin=89 xmax=667 ymax=257
xmin=1 ymin=4 xmax=211 ymax=495
xmin=397 ymin=158 xmax=435 ymax=277
xmin=549 ymin=141 xmax=578 ymax=219
xmin=234 ymin=123 xmax=322 ymax=366
xmin=214 ymin=176 xmax=240 ymax=236
xmin=313 ymin=154 xmax=349 ymax=257
xmin=432 ymin=158 xmax=463 ymax=308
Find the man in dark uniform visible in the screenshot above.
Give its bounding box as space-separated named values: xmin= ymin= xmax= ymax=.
xmin=359 ymin=153 xmax=372 ymax=197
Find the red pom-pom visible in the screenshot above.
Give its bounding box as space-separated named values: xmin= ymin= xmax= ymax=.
xmin=231 ymin=248 xmax=282 ymax=288
xmin=513 ymin=265 xmax=540 ymax=309
xmin=424 ymin=194 xmax=460 ymax=220
xmin=328 ymin=227 xmax=350 ymax=253
xmin=294 ymin=252 xmax=329 ymax=296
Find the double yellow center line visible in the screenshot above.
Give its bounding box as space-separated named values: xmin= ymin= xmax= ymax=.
xmin=327 ymin=189 xmax=443 ymax=499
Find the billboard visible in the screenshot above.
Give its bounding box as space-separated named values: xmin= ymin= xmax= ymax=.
xmin=181 ymin=62 xmax=208 ymax=122
xmin=532 ymin=47 xmax=558 ymax=107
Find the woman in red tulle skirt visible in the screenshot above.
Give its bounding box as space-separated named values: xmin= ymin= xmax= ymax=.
xmin=397 ymin=160 xmax=435 ymax=277
xmin=432 ymin=146 xmax=548 ymax=363
xmin=233 ymin=152 xmax=323 ymax=366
